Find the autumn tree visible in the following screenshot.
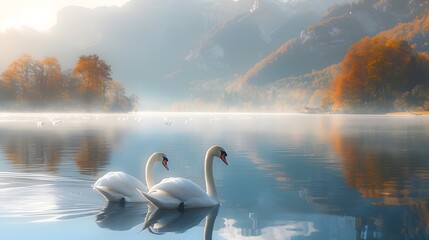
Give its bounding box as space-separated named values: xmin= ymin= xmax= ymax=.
xmin=0 ymin=54 xmax=136 ymax=112
xmin=0 ymin=55 xmax=35 ymax=105
xmin=329 ymin=36 xmax=428 ymax=113
xmin=72 ymin=54 xmax=112 ymax=107
xmin=59 ymin=69 xmax=81 ymax=107
xmin=105 ymin=80 xmax=137 ymax=112
xmin=33 ymin=57 xmax=63 ymax=105
xmin=0 ymin=69 xmax=16 ymax=107
xmin=394 ymin=52 xmax=429 ymax=110
xmin=0 ymin=55 xmax=67 ymax=109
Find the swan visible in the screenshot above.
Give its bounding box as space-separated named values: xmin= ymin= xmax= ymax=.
xmin=140 ymin=145 xmax=228 ymax=209
xmin=93 ymin=152 xmax=169 ymax=202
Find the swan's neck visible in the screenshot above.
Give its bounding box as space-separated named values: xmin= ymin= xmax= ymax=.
xmin=204 ymin=206 xmax=220 ymax=240
xmin=145 ymin=154 xmax=156 ymax=189
xmin=204 ymin=151 xmax=218 ymax=201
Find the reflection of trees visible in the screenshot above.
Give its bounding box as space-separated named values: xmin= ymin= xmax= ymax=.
xmin=75 ymin=133 xmax=110 ymax=176
xmin=1 ymin=129 xmax=118 ymax=175
xmin=331 ymin=117 xmax=429 ymax=237
xmin=4 ymin=133 xmax=62 ymax=172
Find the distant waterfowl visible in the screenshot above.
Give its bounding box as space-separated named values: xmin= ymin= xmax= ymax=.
xmin=51 ymin=119 xmax=62 ymax=125
xmin=163 ymin=117 xmax=172 ymax=126
xmin=140 ymin=146 xmax=228 ymax=209
xmin=35 ymin=120 xmax=44 ymax=127
xmin=93 ymin=152 xmax=169 ymax=202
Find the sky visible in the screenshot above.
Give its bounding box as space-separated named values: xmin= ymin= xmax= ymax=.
xmin=0 ymin=0 xmax=130 ymax=32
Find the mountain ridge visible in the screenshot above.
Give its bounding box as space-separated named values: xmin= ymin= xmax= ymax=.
xmin=229 ymin=0 xmax=429 ymax=91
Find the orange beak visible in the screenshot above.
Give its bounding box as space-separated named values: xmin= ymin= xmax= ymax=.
xmin=220 ymin=154 xmax=228 ymax=165
xmin=163 ymin=160 xmax=169 ymax=171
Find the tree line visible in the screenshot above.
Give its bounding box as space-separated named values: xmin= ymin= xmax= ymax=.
xmin=0 ymin=54 xmax=137 ymax=112
xmin=322 ymin=36 xmax=429 ymax=113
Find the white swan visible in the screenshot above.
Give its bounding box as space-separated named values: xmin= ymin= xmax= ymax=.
xmin=140 ymin=146 xmax=228 ymax=209
xmin=93 ymin=152 xmax=169 ymax=202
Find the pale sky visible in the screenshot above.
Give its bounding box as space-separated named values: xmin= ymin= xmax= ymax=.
xmin=0 ymin=0 xmax=130 ymax=32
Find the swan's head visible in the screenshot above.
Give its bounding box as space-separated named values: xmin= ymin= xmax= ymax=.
xmin=161 ymin=154 xmax=169 ymax=171
xmin=151 ymin=152 xmax=169 ymax=171
xmin=210 ymin=146 xmax=228 ymax=165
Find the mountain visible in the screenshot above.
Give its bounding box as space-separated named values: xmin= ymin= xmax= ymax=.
xmin=378 ymin=8 xmax=429 ymax=52
xmin=0 ymin=0 xmax=354 ymax=109
xmin=228 ymin=0 xmax=429 ymax=91
xmin=221 ymin=0 xmax=429 ymax=112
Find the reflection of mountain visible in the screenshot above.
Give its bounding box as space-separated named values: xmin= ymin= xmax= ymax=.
xmin=214 ymin=115 xmax=429 ymax=239
xmin=330 ymin=117 xmax=429 ymax=237
xmin=0 ymin=128 xmax=122 ymax=176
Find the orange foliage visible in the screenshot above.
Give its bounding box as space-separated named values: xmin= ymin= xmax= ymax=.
xmin=0 ymin=54 xmax=134 ymax=111
xmin=72 ymin=54 xmax=112 ymax=105
xmin=330 ymin=36 xmax=421 ymax=113
xmin=380 ymin=9 xmax=429 ymax=43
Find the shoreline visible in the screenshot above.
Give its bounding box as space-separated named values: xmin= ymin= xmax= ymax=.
xmin=386 ymin=111 xmax=429 ymax=116
xmin=0 ymin=111 xmax=428 ymax=116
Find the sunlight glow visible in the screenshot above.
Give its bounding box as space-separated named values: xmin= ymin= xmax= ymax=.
xmin=0 ymin=0 xmax=130 ymax=32
xmin=1 ymin=7 xmax=57 ymax=32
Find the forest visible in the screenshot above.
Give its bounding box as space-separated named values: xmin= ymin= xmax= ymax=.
xmin=0 ymin=54 xmax=136 ymax=112
xmin=322 ymin=36 xmax=429 ymax=113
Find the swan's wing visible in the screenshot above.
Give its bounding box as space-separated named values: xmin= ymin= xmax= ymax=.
xmin=141 ymin=190 xmax=183 ymax=209
xmin=144 ymin=177 xmax=215 ymax=208
xmin=93 ymin=172 xmax=148 ymax=202
xmin=149 ymin=177 xmax=207 ymax=201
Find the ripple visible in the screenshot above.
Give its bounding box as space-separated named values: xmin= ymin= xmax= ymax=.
xmin=0 ymin=172 xmax=102 ymax=222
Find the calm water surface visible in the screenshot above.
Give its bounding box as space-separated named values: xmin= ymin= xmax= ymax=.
xmin=0 ymin=113 xmax=428 ymax=240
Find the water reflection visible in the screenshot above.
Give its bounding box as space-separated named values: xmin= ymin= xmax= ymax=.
xmin=0 ymin=127 xmax=121 ymax=176
xmin=0 ymin=171 xmax=99 ymax=221
xmin=95 ymin=202 xmax=148 ymax=231
xmin=330 ymin=116 xmax=429 ymax=238
xmin=143 ymin=205 xmax=219 ymax=239
xmin=74 ymin=133 xmax=111 ymax=175
xmin=217 ymin=208 xmax=355 ymax=239
xmin=0 ymin=114 xmax=429 ymax=240
xmin=3 ymin=132 xmax=62 ymax=172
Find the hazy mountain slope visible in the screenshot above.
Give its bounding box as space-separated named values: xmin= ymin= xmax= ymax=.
xmin=203 ymin=0 xmax=429 ymax=112
xmin=378 ymin=8 xmax=429 ymax=52
xmin=180 ymin=63 xmax=340 ymax=112
xmin=177 ymin=5 xmax=320 ymax=83
xmin=229 ymin=0 xmax=429 ymax=90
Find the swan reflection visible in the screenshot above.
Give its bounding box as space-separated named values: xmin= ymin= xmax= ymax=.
xmin=95 ymin=202 xmax=148 ymax=231
xmin=143 ymin=204 xmax=219 ymax=239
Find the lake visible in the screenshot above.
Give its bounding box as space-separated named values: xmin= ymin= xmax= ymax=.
xmin=0 ymin=112 xmax=428 ymax=240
